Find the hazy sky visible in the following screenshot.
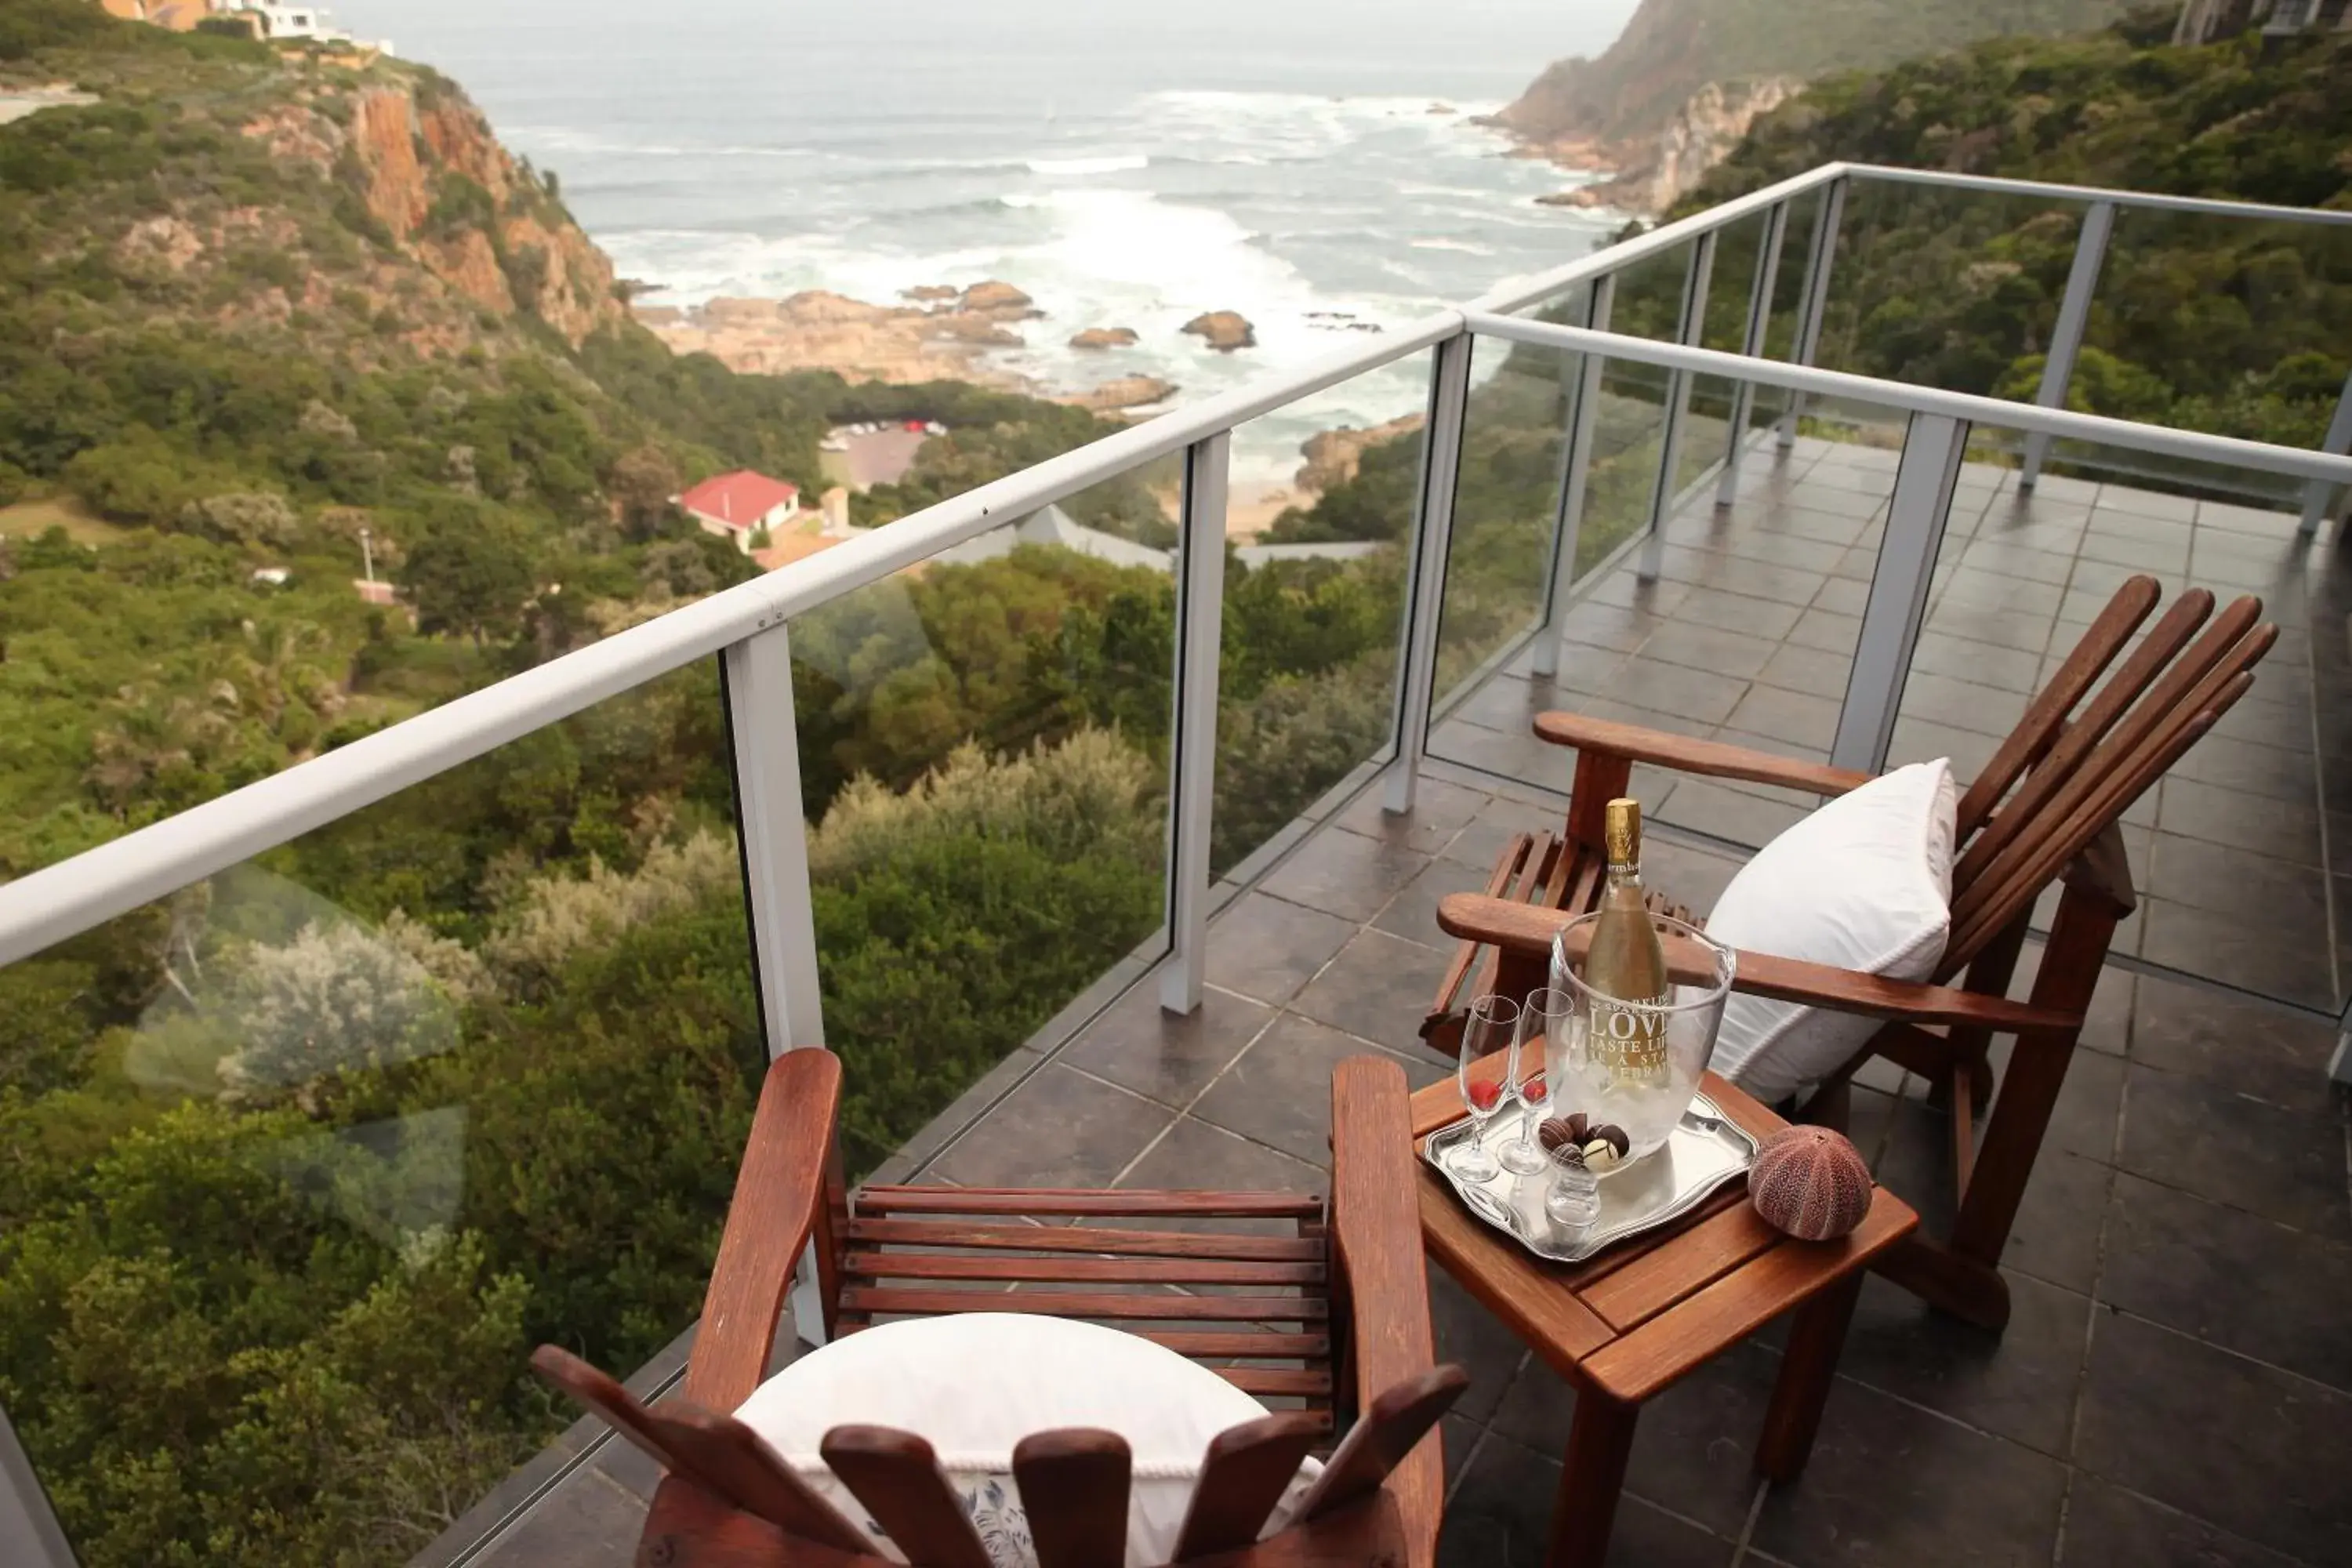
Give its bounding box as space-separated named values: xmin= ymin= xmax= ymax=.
xmin=332 ymin=0 xmax=1646 ymax=96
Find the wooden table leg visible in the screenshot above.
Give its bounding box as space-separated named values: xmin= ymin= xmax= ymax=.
xmin=1548 ymin=1389 xmax=1638 ymax=1568
xmin=1755 ymin=1271 xmax=1864 ymax=1483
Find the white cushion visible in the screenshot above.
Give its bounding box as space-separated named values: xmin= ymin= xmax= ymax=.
xmin=1705 ymin=758 xmax=1959 ymax=1104
xmin=733 ymin=1314 xmax=1320 ymax=1568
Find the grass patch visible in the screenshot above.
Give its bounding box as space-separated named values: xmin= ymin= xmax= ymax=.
xmin=0 ymin=495 xmax=136 ymax=546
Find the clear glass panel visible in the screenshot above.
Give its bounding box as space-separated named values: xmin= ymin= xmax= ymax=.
xmin=2083 ymin=207 xmax=2352 ymax=448
xmin=2044 ymin=206 xmax=2352 ymax=497
xmin=1815 ymin=179 xmax=2079 ymax=394
xmin=0 ymin=662 xmax=762 ymax=1565
xmin=1762 ymin=184 xmax=1828 ymax=365
xmin=1575 ymin=356 xmax=1672 ymax=579
xmin=788 ymin=489 xmax=1176 ymax=1172
xmin=1214 ymin=358 xmax=1426 ymax=877
xmin=1640 ymin=401 xmax=1904 ymax=851
xmin=1889 ymin=425 xmax=2336 ymax=1013
xmin=1604 ymin=238 xmax=1701 ymax=345
xmin=1432 ymin=336 xmax=1576 ymax=705
xmin=1673 ymin=374 xmax=1737 ymax=502
xmin=1700 ymin=210 xmax=1774 ymax=356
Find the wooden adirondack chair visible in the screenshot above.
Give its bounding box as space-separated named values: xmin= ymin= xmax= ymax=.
xmin=532 ymin=1050 xmax=1459 ymax=1568
xmin=1423 ymin=575 xmax=2276 ymax=1332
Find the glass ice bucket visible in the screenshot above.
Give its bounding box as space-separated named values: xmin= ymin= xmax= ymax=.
xmin=1545 ymin=911 xmax=1737 ymax=1167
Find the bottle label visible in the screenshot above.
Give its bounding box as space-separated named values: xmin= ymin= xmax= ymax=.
xmin=1590 ymin=996 xmax=1671 ymax=1085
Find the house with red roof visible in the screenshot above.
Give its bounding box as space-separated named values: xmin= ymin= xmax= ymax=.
xmin=673 ymin=470 xmax=802 ymax=554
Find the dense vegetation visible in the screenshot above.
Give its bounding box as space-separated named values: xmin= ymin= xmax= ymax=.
xmin=0 ymin=8 xmax=1477 ymax=1563
xmin=1680 ymin=16 xmax=2352 ymax=450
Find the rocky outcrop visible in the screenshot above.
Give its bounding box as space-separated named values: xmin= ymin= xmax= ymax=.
xmin=1534 ymin=78 xmax=1798 ymax=214
xmin=902 ymin=285 xmax=960 ymax=303
xmin=1061 ymin=376 xmax=1178 ymax=413
xmin=960 ymin=280 xmax=1039 ymax=317
xmin=238 ymin=75 xmax=623 ymax=350
xmin=1069 ymin=327 xmax=1141 ymax=350
xmin=1182 ymin=311 xmax=1256 ymax=352
xmin=1296 ymin=415 xmax=1424 ymax=493
xmin=638 ymin=291 xmax=1033 ymax=388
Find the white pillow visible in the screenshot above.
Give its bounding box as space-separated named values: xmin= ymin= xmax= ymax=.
xmin=1705 ymin=758 xmax=1958 ymax=1104
xmin=733 ymin=1314 xmax=1321 ymax=1568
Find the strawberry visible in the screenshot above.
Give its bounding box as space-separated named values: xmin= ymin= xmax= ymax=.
xmin=1467 ymin=1081 xmax=1502 ymax=1112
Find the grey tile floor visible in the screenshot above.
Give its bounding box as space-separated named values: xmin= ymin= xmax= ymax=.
xmin=454 ymin=436 xmax=2352 ymax=1566
xmin=468 ymin=757 xmax=2352 ymax=1568
xmin=1433 ymin=435 xmax=2346 ymax=1012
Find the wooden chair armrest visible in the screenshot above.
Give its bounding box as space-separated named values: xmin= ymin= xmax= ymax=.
xmin=1436 ymin=895 xmax=2085 ymax=1035
xmin=1534 ymin=710 xmax=1875 ymax=797
xmin=1329 ymin=1055 xmax=1441 ymax=1568
xmin=684 ymin=1047 xmax=845 ymax=1411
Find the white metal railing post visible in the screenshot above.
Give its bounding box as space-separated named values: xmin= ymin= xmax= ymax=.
xmin=2298 ymin=368 xmax=2352 ymax=538
xmin=1638 ymin=229 xmax=1718 ymax=582
xmin=1777 ymin=176 xmax=1847 ymax=450
xmin=1831 ymin=411 xmax=1969 ymax=772
xmin=720 ymin=626 xmax=830 ymax=1345
xmin=1385 ymin=331 xmax=1475 ymax=815
xmin=1717 ymin=199 xmax=1790 ymax=509
xmin=2020 ymin=199 xmax=2116 ymax=490
xmin=1531 ymin=278 xmax=1615 ymax=681
xmin=1160 ymin=432 xmax=1232 ymax=1015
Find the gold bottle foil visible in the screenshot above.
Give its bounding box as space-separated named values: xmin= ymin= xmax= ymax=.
xmin=1603 ymin=797 xmax=1641 ymax=866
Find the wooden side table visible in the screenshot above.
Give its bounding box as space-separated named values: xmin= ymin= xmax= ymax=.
xmin=1409 ymin=1066 xmax=1917 ymax=1568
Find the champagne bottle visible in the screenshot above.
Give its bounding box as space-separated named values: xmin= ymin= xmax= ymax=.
xmin=1583 ymin=797 xmax=1671 ymax=1089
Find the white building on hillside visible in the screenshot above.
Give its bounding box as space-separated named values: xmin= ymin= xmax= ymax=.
xmin=219 ymin=2 xmax=393 ymax=53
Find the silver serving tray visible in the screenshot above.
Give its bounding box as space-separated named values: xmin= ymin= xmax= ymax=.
xmin=1421 ymin=1094 xmax=1760 ymax=1263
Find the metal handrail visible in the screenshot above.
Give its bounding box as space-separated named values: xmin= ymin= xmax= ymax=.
xmin=1846 ymin=162 xmax=2352 ymax=227
xmin=1464 ymin=311 xmax=2352 ymax=486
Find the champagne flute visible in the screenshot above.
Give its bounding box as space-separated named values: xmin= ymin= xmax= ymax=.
xmin=1448 ymin=993 xmax=1519 ymax=1185
xmin=1499 ymin=987 xmax=1573 ymax=1175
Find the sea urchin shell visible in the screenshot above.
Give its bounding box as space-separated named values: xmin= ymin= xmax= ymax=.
xmin=1749 ymin=1127 xmax=1873 ymax=1241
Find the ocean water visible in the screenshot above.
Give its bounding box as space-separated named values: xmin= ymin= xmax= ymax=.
xmin=333 ymin=0 xmax=1631 ymax=483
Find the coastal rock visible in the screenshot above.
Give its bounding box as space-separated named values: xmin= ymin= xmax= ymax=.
xmin=1296 ymin=414 xmax=1424 ymax=493
xmin=902 ymin=284 xmax=960 ymax=303
xmin=961 ymin=279 xmax=1040 ymax=317
xmin=1069 ymin=326 xmax=1141 ymax=350
xmin=1514 ymin=76 xmax=1795 ymax=216
xmin=635 ymin=289 xmax=1034 ymax=389
xmin=1062 ymin=375 xmax=1178 ymax=413
xmin=1181 ymin=310 xmax=1256 ymax=352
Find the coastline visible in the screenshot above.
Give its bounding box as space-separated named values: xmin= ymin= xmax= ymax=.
xmin=630 ymin=281 xmax=1421 ymax=539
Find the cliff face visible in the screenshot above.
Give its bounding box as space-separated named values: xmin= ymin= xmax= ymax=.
xmin=1497 ymin=0 xmax=2138 ymax=211
xmin=247 ymin=74 xmax=623 ymax=350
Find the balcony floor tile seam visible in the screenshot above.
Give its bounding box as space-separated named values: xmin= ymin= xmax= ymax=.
xmin=2078 ymin=1297 xmax=2352 ymax=1414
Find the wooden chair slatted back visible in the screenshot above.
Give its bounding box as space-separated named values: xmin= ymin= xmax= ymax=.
xmin=528 ymin=1345 xmax=871 ymax=1553
xmin=534 ymin=1343 xmax=1465 ymax=1567
xmin=1952 ymin=587 xmax=2214 ymax=883
xmin=1954 ymin=575 xmax=2161 ymax=836
xmin=821 ymin=1427 xmax=996 ymax=1568
xmin=1173 ymin=1414 xmax=1327 ymax=1561
xmin=1949 ymin=657 xmax=2265 ymax=966
xmin=1938 ymin=574 xmax=2275 ymax=975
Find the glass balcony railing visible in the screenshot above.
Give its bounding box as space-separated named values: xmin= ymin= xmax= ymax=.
xmin=3 ymin=162 xmax=2351 ymax=1568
